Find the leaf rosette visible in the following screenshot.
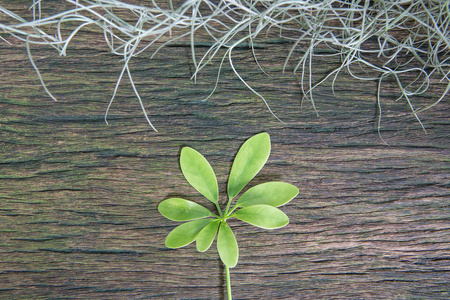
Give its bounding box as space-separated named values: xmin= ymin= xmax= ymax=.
xmin=158 ymin=132 xmax=299 ymax=268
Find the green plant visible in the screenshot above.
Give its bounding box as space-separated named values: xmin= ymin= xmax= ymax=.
xmin=158 ymin=132 xmax=298 ymax=300
xmin=1 ymin=1 xmax=448 ymax=137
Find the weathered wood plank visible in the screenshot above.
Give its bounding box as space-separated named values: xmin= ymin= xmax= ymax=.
xmin=1 ymin=2 xmax=449 ymax=299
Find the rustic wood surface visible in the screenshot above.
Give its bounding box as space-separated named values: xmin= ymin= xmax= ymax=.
xmin=1 ymin=2 xmax=449 ymax=299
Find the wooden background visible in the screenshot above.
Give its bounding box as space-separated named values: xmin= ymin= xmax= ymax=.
xmin=1 ymin=1 xmax=449 ymax=299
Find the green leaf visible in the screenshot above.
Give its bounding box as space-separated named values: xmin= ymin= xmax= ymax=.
xmin=165 ymin=219 xmax=212 ymax=248
xmin=233 ymin=205 xmax=289 ymax=229
xmin=235 ymin=182 xmax=299 ymax=207
xmin=180 ymin=147 xmax=219 ymax=203
xmin=217 ymin=222 xmax=238 ymax=268
xmin=196 ymin=219 xmax=220 ymax=252
xmin=158 ymin=198 xmax=214 ymax=221
xmin=227 ymin=132 xmax=271 ymax=199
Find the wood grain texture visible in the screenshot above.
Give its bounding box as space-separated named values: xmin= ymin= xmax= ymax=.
xmin=0 ymin=2 xmax=449 ymax=299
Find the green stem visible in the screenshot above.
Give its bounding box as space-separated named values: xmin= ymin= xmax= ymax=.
xmin=214 ymin=202 xmax=223 ymax=217
xmin=225 ymin=265 xmax=232 ymax=300
xmin=224 ymin=197 xmax=233 ymax=216
xmin=226 ymin=205 xmax=238 ymax=217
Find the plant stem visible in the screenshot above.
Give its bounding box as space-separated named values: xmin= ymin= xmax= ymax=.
xmin=226 ymin=205 xmax=238 ymax=217
xmin=224 ymin=197 xmax=233 ymax=216
xmin=215 ymin=202 xmax=223 ymax=217
xmin=225 ymin=265 xmax=232 ymax=300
